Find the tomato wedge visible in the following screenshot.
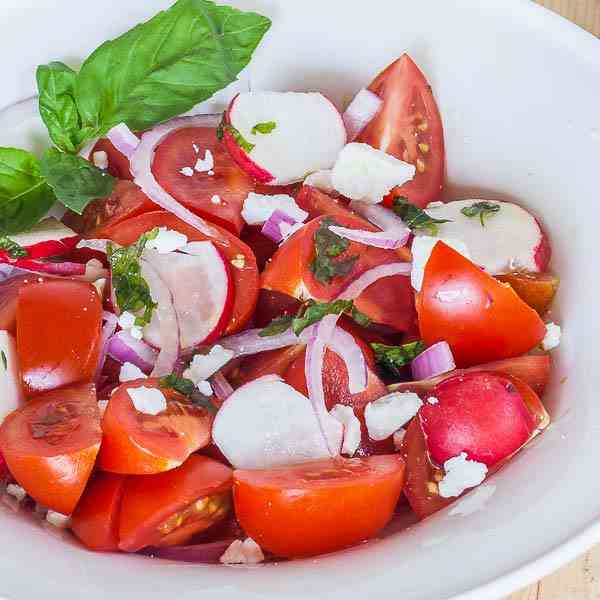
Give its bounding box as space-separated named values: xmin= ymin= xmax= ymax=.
xmin=234 ymin=455 xmax=405 ymax=558
xmin=102 ymin=211 xmax=258 ymax=335
xmin=99 ymin=378 xmax=213 ymax=475
xmin=0 ymin=383 xmax=101 ymax=514
xmin=152 ymin=127 xmax=255 ymax=235
xmin=358 ymin=54 xmax=445 ymax=208
xmin=496 ymin=272 xmax=559 ymax=316
xmin=233 ymin=345 xmax=305 ymax=387
xmin=119 ymin=455 xmax=233 ymax=552
xmin=418 ymin=242 xmax=546 ymax=367
xmin=70 ymin=472 xmax=127 ymax=551
xmin=91 ymin=138 xmax=135 ymax=181
xmin=17 ymin=279 xmax=102 ymax=396
xmin=63 ymin=181 xmax=157 ymax=239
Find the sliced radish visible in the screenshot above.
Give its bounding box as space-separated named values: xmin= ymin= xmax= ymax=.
xmin=141 ymin=242 xmax=233 ymax=350
xmin=0 ymin=331 xmax=23 ymax=422
xmin=417 ymin=200 xmax=550 ymax=274
xmin=223 ymin=92 xmax=347 ymax=185
xmin=212 ymin=375 xmax=337 ymax=469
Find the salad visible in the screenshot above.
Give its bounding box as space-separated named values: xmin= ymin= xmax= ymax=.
xmin=0 ymin=0 xmax=561 ymax=564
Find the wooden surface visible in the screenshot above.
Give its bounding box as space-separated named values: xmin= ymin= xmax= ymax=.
xmin=508 ymin=4 xmax=600 ymax=598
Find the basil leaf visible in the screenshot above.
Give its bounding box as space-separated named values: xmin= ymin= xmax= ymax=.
xmin=74 ymin=0 xmax=271 ymax=140
xmin=350 ymin=306 xmax=372 ymax=329
xmin=160 ymin=373 xmax=217 ymax=413
xmin=292 ymin=299 xmax=353 ymax=336
xmin=371 ymin=341 xmax=426 ymax=377
xmin=251 ymin=121 xmax=277 ymax=135
xmin=460 ymin=201 xmax=500 ymax=227
xmin=223 ymin=124 xmax=255 ymax=153
xmin=0 ymin=236 xmax=28 ymax=258
xmin=310 ymin=217 xmax=358 ymax=284
xmin=40 ymin=149 xmax=116 ymax=215
xmin=0 ymin=148 xmax=56 ymax=235
xmin=1 ymin=350 xmax=6 ymax=371
xmin=259 ymin=314 xmax=293 ymax=337
xmin=392 ymin=196 xmax=451 ymax=236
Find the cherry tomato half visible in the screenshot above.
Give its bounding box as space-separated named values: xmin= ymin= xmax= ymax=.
xmin=0 ymin=383 xmax=101 ymax=514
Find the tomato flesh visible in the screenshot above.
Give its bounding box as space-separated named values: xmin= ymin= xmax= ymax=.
xmin=418 ymin=242 xmax=546 ymax=367
xmin=496 ymin=272 xmax=559 ymax=316
xmin=17 ymin=279 xmax=102 ymax=396
xmin=70 ymin=472 xmax=126 ymax=551
xmin=234 ymin=455 xmax=405 ymax=558
xmin=91 ymin=138 xmax=135 ymax=181
xmin=99 ymin=378 xmax=213 ymax=475
xmin=0 ymin=383 xmax=101 ymax=514
xmin=358 ymin=54 xmax=445 ymax=208
xmin=119 ymin=455 xmax=233 ymax=552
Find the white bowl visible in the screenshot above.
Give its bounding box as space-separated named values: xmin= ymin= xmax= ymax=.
xmin=0 ymin=1 xmax=598 ymax=598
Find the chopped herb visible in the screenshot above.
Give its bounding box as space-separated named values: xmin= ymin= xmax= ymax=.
xmin=160 ymin=373 xmax=217 ymax=414
xmin=0 ymin=236 xmax=28 ymax=259
xmin=350 ymin=306 xmax=372 ymax=328
xmin=371 ymin=341 xmax=426 ymax=377
xmin=251 ymin=121 xmax=277 ymax=135
xmin=1 ymin=350 xmax=7 ymax=370
xmin=310 ymin=217 xmax=358 ymax=284
xmin=392 ymin=196 xmax=451 ymax=236
xmin=222 ymin=123 xmax=255 ymax=153
xmin=460 ymin=201 xmax=501 ymax=226
xmin=259 ymin=314 xmax=293 ymax=337
xmin=107 ymin=228 xmax=159 ymax=326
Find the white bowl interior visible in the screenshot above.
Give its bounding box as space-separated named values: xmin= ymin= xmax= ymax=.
xmin=1 ymin=1 xmax=599 ymax=599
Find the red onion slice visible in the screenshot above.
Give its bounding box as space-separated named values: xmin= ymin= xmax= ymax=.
xmin=95 ymin=311 xmax=118 ymax=382
xmin=220 ymin=327 xmax=298 ymax=358
xmin=11 ymin=259 xmax=86 ymax=276
xmin=343 ymin=88 xmax=383 ymax=141
xmin=411 ymin=341 xmax=456 ymax=381
xmin=327 ymin=326 xmax=367 ymax=394
xmin=211 ymin=370 xmax=234 ymax=403
xmin=106 ymin=123 xmax=140 ymax=159
xmin=261 ymin=209 xmax=300 ymax=244
xmin=130 ymin=116 xmax=220 ymax=237
xmin=107 ymin=330 xmax=158 ymax=373
xmin=338 ymin=261 xmax=412 ymax=301
xmin=349 ymin=200 xmax=411 ymax=236
xmin=328 ymin=225 xmax=409 ymax=250
xmin=140 ymin=540 xmax=234 ymax=564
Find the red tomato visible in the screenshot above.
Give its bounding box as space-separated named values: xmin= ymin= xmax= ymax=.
xmin=234 ymin=455 xmax=405 ymax=558
xmin=358 ymin=54 xmax=445 ymax=208
xmin=102 ymin=211 xmax=258 ymax=335
xmin=261 ymin=213 xmax=414 ymax=332
xmin=496 ymin=272 xmax=559 ymax=316
xmin=119 ymin=455 xmax=233 ymax=552
xmin=0 ymin=451 xmax=11 ymax=482
xmin=418 ymin=242 xmax=546 ymax=367
xmin=0 ymin=383 xmax=101 ymax=514
xmin=152 ymin=127 xmax=255 ymax=235
xmin=70 ymin=472 xmax=127 ymax=551
xmin=17 ymin=279 xmax=102 ymax=396
xmin=295 ymin=185 xmax=354 ymax=222
xmin=233 ymin=345 xmax=305 ymax=388
xmin=99 ymin=378 xmax=213 ymax=475
xmin=253 ymin=289 xmax=302 ymax=329
xmin=240 ymin=226 xmax=278 ymax=271
xmin=62 ymin=180 xmax=157 ymax=238
xmin=91 ymin=138 xmax=135 ymax=181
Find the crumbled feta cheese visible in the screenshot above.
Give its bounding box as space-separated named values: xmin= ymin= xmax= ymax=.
xmin=279 ymin=221 xmax=304 ymax=242
xmin=438 ymin=452 xmax=488 ymax=498
xmin=411 ymin=236 xmax=471 ymax=291
xmin=192 ymin=143 xmax=200 ymax=154
xmin=241 ymin=192 xmax=308 ymax=226
xmin=207 ymin=170 xmax=215 ymax=176
xmin=180 ymin=167 xmax=194 ymax=177
xmin=220 ymin=538 xmax=264 ymax=565
xmin=145 ymin=227 xmax=188 ymax=254
xmin=331 ymin=142 xmax=415 ymax=204
xmin=118 ymin=311 xmax=137 ymax=330
xmin=194 ymin=149 xmax=214 ymax=173
xmin=365 ymin=392 xmax=423 ymax=441
xmin=197 ymin=380 xmax=213 ymax=396
xmin=129 ymin=326 xmax=144 ymax=340
xmin=329 ymin=404 xmax=361 ymax=456
xmin=127 ymin=387 xmax=167 ymax=415
xmin=93 ymin=278 xmax=107 ymax=297
xmin=97 ymin=400 xmax=109 ymax=416
xmin=6 ymin=484 xmax=26 ymax=502
xmin=542 ymin=322 xmax=561 ymax=351
xmin=427 ymin=396 xmax=439 ymax=405
xmin=46 ymin=510 xmax=70 ymax=529
xmin=211 ymin=194 xmax=222 ymax=205
xmin=92 ymin=151 xmax=109 ymax=170
xmin=119 ymin=362 xmax=148 ymax=383
xmin=304 ymin=169 xmax=334 ymax=193
xmin=183 ymin=345 xmax=234 ymax=383
xmin=392 ymin=428 xmax=406 ymax=450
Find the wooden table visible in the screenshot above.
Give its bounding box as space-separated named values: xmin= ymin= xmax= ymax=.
xmin=508 ymin=3 xmax=600 ymax=598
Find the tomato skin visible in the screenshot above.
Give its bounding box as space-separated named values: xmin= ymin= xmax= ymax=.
xmin=70 ymin=472 xmax=126 ymax=551
xmin=233 ymin=345 xmax=305 ymax=387
xmin=418 ymin=242 xmax=546 ymax=367
xmin=17 ymin=280 xmax=102 ymax=396
xmin=358 ymin=54 xmax=445 ymax=208
xmin=119 ymin=455 xmax=233 ymax=552
xmin=496 ymin=272 xmax=559 ymax=316
xmin=234 ymin=455 xmax=405 ymax=558
xmin=152 ymin=127 xmax=255 ymax=235
xmin=91 ymin=138 xmax=135 ymax=181
xmin=295 ymin=185 xmax=354 ymax=222
xmin=240 ymin=226 xmax=278 ymax=271
xmin=0 ymin=383 xmax=101 ymax=514
xmin=99 ymin=378 xmax=213 ymax=475
xmin=102 ymin=211 xmax=258 ymax=335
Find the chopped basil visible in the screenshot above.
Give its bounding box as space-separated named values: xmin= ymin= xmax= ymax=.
xmin=259 ymin=314 xmax=294 ymax=337
xmin=107 ymin=228 xmax=159 ymax=326
xmin=159 ymin=373 xmax=217 ymax=413
xmin=371 ymin=341 xmax=426 ymax=377
xmin=251 ymin=121 xmax=277 ymax=135
xmin=1 ymin=350 xmax=7 ymax=370
xmin=217 ymin=119 xmax=255 ymax=153
xmin=350 ymin=306 xmax=372 ymax=329
xmin=310 ymin=217 xmax=358 ymax=284
xmin=0 ymin=236 xmax=28 ymax=259
xmin=460 ymin=201 xmax=501 ymax=226
xmin=392 ymin=196 xmax=451 ymax=236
